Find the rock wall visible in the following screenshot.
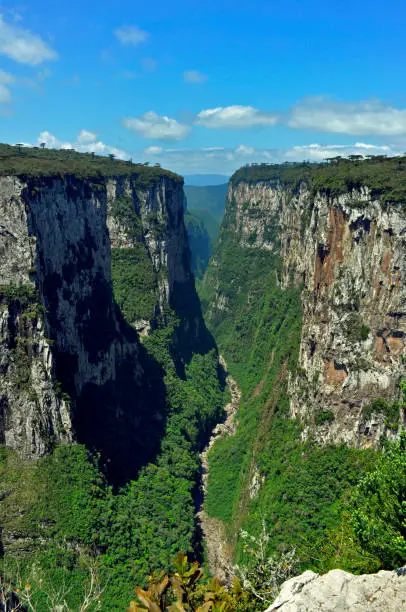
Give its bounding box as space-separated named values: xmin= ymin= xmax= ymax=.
xmin=0 ymin=170 xmax=192 ymax=480
xmin=107 ymin=175 xmax=190 ymax=319
xmin=225 ymin=180 xmax=406 ymax=447
xmin=265 ymin=568 xmax=406 ymax=611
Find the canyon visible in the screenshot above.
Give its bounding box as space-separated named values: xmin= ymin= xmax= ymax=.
xmin=1 ymin=148 xmax=406 ymax=609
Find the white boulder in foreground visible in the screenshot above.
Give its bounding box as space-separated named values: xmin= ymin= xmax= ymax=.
xmin=265 ymin=569 xmax=406 ymax=611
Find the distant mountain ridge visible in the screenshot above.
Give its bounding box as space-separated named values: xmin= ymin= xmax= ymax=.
xmin=184 ymin=183 xmax=228 ymax=223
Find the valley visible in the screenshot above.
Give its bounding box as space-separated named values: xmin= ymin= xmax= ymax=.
xmin=0 ymin=146 xmax=406 ymax=610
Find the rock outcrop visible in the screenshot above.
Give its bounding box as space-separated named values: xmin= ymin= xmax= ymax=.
xmin=265 ymin=568 xmax=406 ymax=611
xmin=0 ymin=166 xmax=201 ymax=481
xmin=221 ymin=174 xmax=406 ymax=447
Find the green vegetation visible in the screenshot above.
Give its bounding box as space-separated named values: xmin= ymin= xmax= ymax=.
xmin=315 ymin=410 xmax=335 ymax=425
xmin=0 ymin=283 xmax=37 ymax=306
xmin=0 ymin=143 xmax=182 ymax=185
xmin=111 ymin=247 xmax=157 ymax=322
xmin=344 ymin=313 xmax=370 ymax=343
xmin=0 ymin=346 xmax=225 ymax=609
xmin=350 ymin=430 xmax=406 ymax=568
xmin=232 ymin=156 xmax=406 ymax=204
xmin=189 ymin=209 xmax=220 ymax=244
xmin=183 ymin=184 xmax=226 ymax=279
xmin=361 ymin=397 xmax=401 ymax=431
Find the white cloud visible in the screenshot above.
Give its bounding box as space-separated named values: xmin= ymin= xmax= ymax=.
xmin=235 ymin=144 xmax=255 ymax=156
xmin=123 ymin=111 xmax=190 ymax=141
xmin=37 ymin=131 xmax=64 ymax=148
xmin=144 ymin=146 xmax=163 ymax=155
xmin=288 ymin=98 xmax=406 ymax=136
xmin=79 ymin=140 xmax=127 ymax=159
xmin=133 ymin=140 xmax=402 ymax=174
xmin=114 ymin=25 xmax=149 ymax=46
xmin=34 ymin=130 xmax=128 ymax=160
xmin=0 ymin=14 xmax=57 ymax=65
xmin=183 ymin=70 xmax=207 ymax=83
xmin=77 ymin=129 xmax=97 ymax=144
xmin=196 ymin=105 xmax=278 ymax=129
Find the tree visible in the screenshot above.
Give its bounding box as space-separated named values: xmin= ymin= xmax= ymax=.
xmin=233 ymin=520 xmax=297 ymax=606
xmin=40 ymin=142 xmax=46 ymax=149
xmin=350 ymin=429 xmax=406 ymax=567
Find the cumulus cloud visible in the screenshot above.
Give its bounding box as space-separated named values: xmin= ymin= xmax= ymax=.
xmin=288 ymin=98 xmax=406 ymax=136
xmin=77 ymin=129 xmax=97 ymax=144
xmin=196 ymin=105 xmax=278 ymax=129
xmin=183 ymin=70 xmax=207 ymax=83
xmin=0 ymin=14 xmax=57 ymax=65
xmin=123 ymin=111 xmax=190 ymax=141
xmin=137 ymin=144 xmax=275 ymax=174
xmin=114 ymin=25 xmax=149 ymax=46
xmin=35 ymin=130 xmax=128 ymax=159
xmin=192 ymin=98 xmax=406 ymax=136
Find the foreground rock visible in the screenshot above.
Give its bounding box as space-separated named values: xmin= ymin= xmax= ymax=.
xmin=265 ymin=569 xmax=406 ymax=611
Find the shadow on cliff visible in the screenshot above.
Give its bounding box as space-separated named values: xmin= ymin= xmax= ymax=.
xmin=41 ymin=268 xmax=168 ymax=487
xmin=74 ymin=330 xmax=167 ymax=487
xmin=170 ymin=276 xmax=217 ymax=378
xmin=57 ymin=307 xmax=167 ymax=486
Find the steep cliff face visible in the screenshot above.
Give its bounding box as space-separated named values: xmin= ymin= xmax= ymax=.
xmin=214 ymin=171 xmax=406 ymax=447
xmin=200 ymin=158 xmax=406 ymax=572
xmin=0 ymin=163 xmax=196 ymax=481
xmin=107 ymin=176 xmax=190 ymax=324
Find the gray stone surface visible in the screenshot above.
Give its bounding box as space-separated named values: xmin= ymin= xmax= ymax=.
xmin=265 ymin=568 xmax=406 ymax=611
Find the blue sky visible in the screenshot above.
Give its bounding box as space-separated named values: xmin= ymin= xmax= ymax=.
xmin=0 ymin=0 xmax=405 ymax=174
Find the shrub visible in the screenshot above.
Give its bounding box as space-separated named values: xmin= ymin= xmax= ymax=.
xmin=350 ymin=429 xmax=406 ymax=567
xmin=315 ymin=410 xmax=335 ymax=425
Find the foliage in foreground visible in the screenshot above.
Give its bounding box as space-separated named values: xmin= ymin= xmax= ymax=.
xmin=129 ymin=535 xmax=297 ymax=612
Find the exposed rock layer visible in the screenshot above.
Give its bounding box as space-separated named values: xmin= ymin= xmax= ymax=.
xmin=215 ymin=180 xmax=406 ymax=447
xmin=265 ymin=568 xmax=406 ymax=611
